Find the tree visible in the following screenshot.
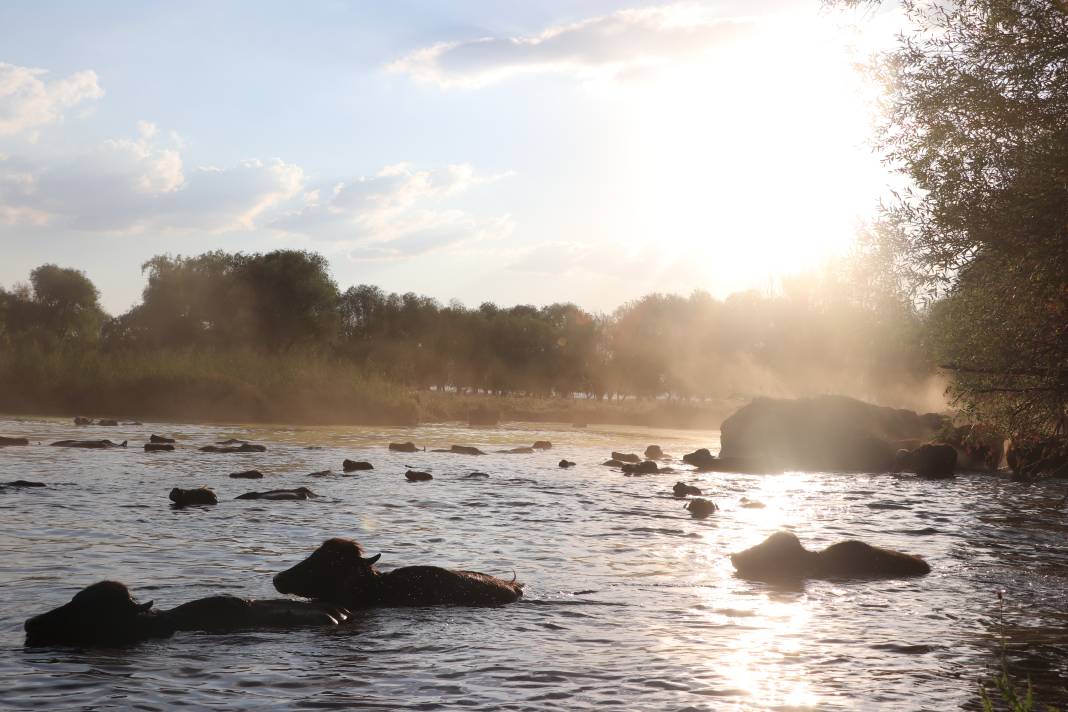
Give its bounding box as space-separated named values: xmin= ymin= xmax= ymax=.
xmin=237 ymin=250 xmax=341 ymax=348
xmin=27 ymin=265 xmax=105 ymax=345
xmin=859 ymin=0 xmax=1068 ymax=433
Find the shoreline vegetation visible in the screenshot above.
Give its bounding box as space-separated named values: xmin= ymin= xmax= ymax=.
xmin=0 ymin=347 xmax=743 ymax=428
xmin=0 ymin=251 xmax=941 ymax=431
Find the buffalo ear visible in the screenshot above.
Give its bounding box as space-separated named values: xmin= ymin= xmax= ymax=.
xmin=363 ymin=553 xmax=382 ymax=566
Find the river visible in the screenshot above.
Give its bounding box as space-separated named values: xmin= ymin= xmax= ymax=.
xmin=1 ymin=416 xmax=1066 ymax=710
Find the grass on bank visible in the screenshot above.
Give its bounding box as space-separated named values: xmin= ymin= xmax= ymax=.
xmin=0 ymin=346 xmax=418 ymax=425
xmin=0 ymin=346 xmax=740 ymax=428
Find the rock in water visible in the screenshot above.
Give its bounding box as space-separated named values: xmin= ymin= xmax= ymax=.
xmin=719 ymin=395 xmax=946 ymax=472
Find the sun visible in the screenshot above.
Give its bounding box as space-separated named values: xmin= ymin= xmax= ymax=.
xmin=620 ymin=10 xmax=893 ymax=292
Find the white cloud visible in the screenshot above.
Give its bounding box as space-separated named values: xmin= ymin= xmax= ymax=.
xmin=389 ymin=4 xmax=754 ymax=88
xmin=273 ymin=163 xmax=513 ymax=259
xmin=0 ymin=62 xmax=103 ymax=140
xmin=0 ymin=123 xmax=304 ymax=232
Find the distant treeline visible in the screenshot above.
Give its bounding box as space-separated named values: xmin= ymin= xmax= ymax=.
xmin=0 ymin=249 xmax=937 ymax=423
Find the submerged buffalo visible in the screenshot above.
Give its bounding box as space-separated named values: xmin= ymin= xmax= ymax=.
xmin=559 ymin=460 xmax=576 ymax=468
xmin=150 ymin=435 xmax=176 ymax=444
xmin=169 ymin=487 xmax=218 ymax=507
xmin=144 ymin=443 xmax=174 ymax=452
xmin=236 ymin=487 xmax=316 ymax=501
xmin=432 ymin=445 xmax=486 ymax=456
xmin=682 ymin=448 xmax=716 ymax=469
xmin=389 ymin=442 xmax=420 ymax=453
xmin=498 ymin=446 xmax=535 ymax=454
xmin=52 ymin=439 xmax=127 ymax=448
xmin=622 ymin=460 xmax=659 ymax=475
xmin=230 ymin=469 xmax=264 ymax=479
xmin=24 ymin=580 xmax=350 ymax=647
xmin=200 ymin=443 xmax=266 ymax=453
xmin=405 ymin=470 xmax=433 ymax=482
xmin=532 ymin=441 xmax=552 ymax=450
xmin=730 ymin=531 xmax=931 ymax=581
xmin=896 ymin=443 xmax=956 ymax=479
xmin=611 ymin=451 xmax=641 ymax=463
xmin=673 ymin=482 xmax=701 ymax=497
xmin=685 ymin=498 xmax=718 ymax=518
xmin=0 ymin=436 xmax=29 ymax=447
xmin=274 ymin=538 xmax=523 ymax=608
xmin=2 ymin=480 xmax=46 ymax=488
xmin=342 ymin=459 xmax=373 ymax=472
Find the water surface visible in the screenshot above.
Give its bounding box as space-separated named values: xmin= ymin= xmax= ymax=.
xmin=1 ymin=416 xmax=1066 ymax=710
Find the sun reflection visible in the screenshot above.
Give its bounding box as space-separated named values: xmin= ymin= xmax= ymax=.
xmin=658 ymin=468 xmax=835 ymax=708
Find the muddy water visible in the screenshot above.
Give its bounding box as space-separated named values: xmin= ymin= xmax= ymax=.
xmin=0 ymin=416 xmax=1066 ymax=710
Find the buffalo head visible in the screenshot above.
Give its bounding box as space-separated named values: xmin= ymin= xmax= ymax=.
xmin=274 ymin=538 xmax=382 ymax=607
xmin=24 ymin=580 xmax=163 ymax=647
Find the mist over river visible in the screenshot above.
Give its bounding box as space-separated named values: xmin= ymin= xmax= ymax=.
xmin=1 ymin=416 xmax=1066 ymax=710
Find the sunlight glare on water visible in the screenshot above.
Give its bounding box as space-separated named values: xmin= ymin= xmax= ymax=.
xmin=1 ymin=416 xmax=1067 ymax=711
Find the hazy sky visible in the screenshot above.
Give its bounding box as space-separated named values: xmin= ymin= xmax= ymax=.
xmin=0 ymin=0 xmax=902 ymax=315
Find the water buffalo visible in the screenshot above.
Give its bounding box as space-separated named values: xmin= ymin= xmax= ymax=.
xmin=405 ymin=470 xmax=433 ymax=482
xmin=24 ymin=581 xmax=164 ymax=647
xmin=150 ymin=435 xmax=176 ymax=444
xmin=559 ymin=460 xmax=576 ymax=468
xmin=602 ymin=459 xmax=625 ymax=467
xmin=24 ymin=580 xmax=351 ymax=647
xmin=611 ymin=451 xmax=641 ymax=463
xmin=2 ymin=480 xmax=46 ymax=488
xmin=730 ymin=531 xmax=931 ymax=581
xmin=682 ymin=448 xmax=716 ymax=469
xmin=51 ymin=439 xmax=127 ymax=448
xmin=896 ymin=443 xmax=957 ymax=479
xmin=389 ymin=442 xmax=419 ymax=453
xmin=532 ymin=441 xmax=552 ymax=450
xmin=622 ymin=460 xmax=659 ymax=475
xmin=169 ymin=487 xmax=218 ymax=507
xmin=230 ymin=469 xmax=264 ymax=479
xmin=161 ymin=595 xmax=350 ymax=632
xmin=343 ymin=459 xmax=374 ymax=472
xmin=236 ymin=487 xmax=316 ymax=500
xmin=673 ymin=482 xmax=701 ymax=497
xmin=645 ymin=445 xmax=665 ymax=459
xmin=273 ymin=538 xmax=523 ymax=608
xmin=0 ymin=436 xmax=29 ymax=447
xmin=432 ymin=445 xmax=485 ymax=456
xmin=685 ymin=498 xmax=718 ymax=518
xmin=73 ymin=416 xmax=92 ymax=426
xmin=144 ymin=443 xmax=174 ymax=452
xmin=199 ymin=443 xmax=266 ymax=453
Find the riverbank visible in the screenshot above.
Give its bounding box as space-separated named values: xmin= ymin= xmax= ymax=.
xmin=0 ymin=347 xmax=741 ymax=429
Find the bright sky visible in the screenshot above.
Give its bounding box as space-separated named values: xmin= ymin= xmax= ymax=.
xmin=0 ymin=0 xmax=902 ymax=315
